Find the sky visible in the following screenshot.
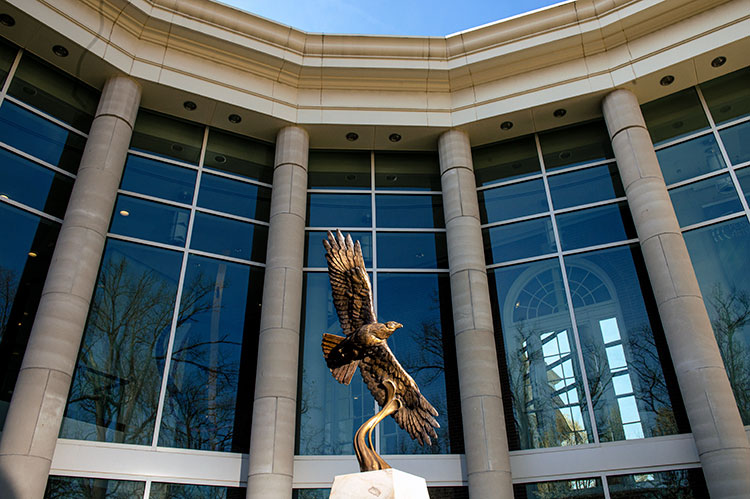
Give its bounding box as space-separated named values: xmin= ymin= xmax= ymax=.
xmin=216 ymin=0 xmax=567 ymax=36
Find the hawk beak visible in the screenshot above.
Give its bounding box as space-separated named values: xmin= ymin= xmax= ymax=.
xmin=392 ymin=322 xmax=403 ymax=330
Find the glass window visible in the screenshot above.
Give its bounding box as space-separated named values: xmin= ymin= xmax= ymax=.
xmin=110 ymin=195 xmax=191 ymax=247
xmin=376 ymin=194 xmax=444 ymax=228
xmin=607 ymin=469 xmax=709 ymax=498
xmin=204 ymin=128 xmax=273 ymax=184
xmin=374 ymin=152 xmax=440 ymax=191
xmin=306 ymin=193 xmax=372 ymax=227
xmin=130 ymin=110 xmax=203 ymax=164
xmin=309 ymin=151 xmax=370 ymax=189
xmin=472 ymin=135 xmax=540 ymax=186
xmin=190 ymin=212 xmax=268 ymax=262
xmin=376 ymin=232 xmax=448 ymax=269
xmin=565 ymin=246 xmax=685 ymax=442
xmin=297 ymin=272 xmax=369 ymax=455
xmin=0 ymin=204 xmax=60 ymax=432
xmin=556 ymin=202 xmax=636 ymax=251
xmin=120 ymin=155 xmax=196 ymax=204
xmin=45 ymin=476 xmax=145 ymax=498
xmin=655 ymin=134 xmax=726 ymax=185
xmin=150 ymin=483 xmax=247 ymax=498
xmin=0 ymin=147 xmax=73 ymax=218
xmin=548 ymin=163 xmax=624 ymax=209
xmin=377 ymin=273 xmax=462 ymax=454
xmin=641 ymin=88 xmax=710 ymax=146
xmin=483 ymin=217 xmax=556 ymax=264
xmin=8 ymin=53 xmax=99 ymax=132
xmin=305 ymin=230 xmax=372 ymax=268
xmin=700 ymin=67 xmax=750 ymax=125
xmin=60 ymin=239 xmax=182 ymax=444
xmin=489 ymin=260 xmax=593 ymax=449
xmin=198 ymin=173 xmax=271 ymax=221
xmin=513 ymin=478 xmax=604 ymax=498
xmin=539 ymin=121 xmax=614 ymax=171
xmin=293 ymin=491 xmax=330 ymax=499
xmin=294 ymin=488 xmax=468 ymax=499
xmin=718 ymin=120 xmax=750 ymax=166
xmin=736 ymin=166 xmax=750 ymax=205
xmin=669 ymin=174 xmax=743 ymax=227
xmin=0 ymin=40 xmax=16 ymax=85
xmin=0 ymin=100 xmax=86 ymax=173
xmin=478 ymin=179 xmax=548 ymax=224
xmin=158 ymin=256 xmax=263 ymax=452
xmin=683 ymin=218 xmax=750 ymax=423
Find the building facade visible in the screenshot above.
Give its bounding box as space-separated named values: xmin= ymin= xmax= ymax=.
xmin=0 ymin=0 xmax=749 ymax=497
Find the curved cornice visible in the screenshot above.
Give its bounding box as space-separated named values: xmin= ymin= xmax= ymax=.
xmin=0 ymin=0 xmax=747 ymax=146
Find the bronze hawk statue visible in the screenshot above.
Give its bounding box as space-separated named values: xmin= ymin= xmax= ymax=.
xmin=321 ymin=230 xmax=439 ymax=472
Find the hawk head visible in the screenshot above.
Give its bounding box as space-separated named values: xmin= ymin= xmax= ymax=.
xmin=374 ymin=321 xmax=402 ymax=340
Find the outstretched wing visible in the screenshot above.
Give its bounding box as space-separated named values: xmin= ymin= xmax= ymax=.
xmin=323 ymin=230 xmax=376 ymax=336
xmin=359 ymin=343 xmax=440 ymax=446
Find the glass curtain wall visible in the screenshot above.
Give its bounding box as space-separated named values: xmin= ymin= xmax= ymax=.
xmin=642 ymin=67 xmax=750 ymax=424
xmin=0 ymin=40 xmax=100 ymax=434
xmin=475 ymin=121 xmax=688 ymax=452
xmin=296 ymin=150 xmax=464 ymax=461
xmin=58 ymin=110 xmax=272 ymax=457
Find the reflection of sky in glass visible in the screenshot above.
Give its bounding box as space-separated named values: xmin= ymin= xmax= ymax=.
xmin=599 ymin=317 xmax=620 ymax=343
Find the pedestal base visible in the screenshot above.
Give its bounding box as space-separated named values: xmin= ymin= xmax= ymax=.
xmin=330 ymin=469 xmax=429 ymax=499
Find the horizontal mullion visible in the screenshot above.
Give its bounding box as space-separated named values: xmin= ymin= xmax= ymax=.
xmin=0 ymin=140 xmax=77 ymax=179
xmin=481 ymin=211 xmax=550 ymax=230
xmin=560 ymin=238 xmax=639 ymax=256
xmin=3 ymin=95 xmax=88 ymax=138
xmin=0 ymin=196 xmax=63 ymax=224
xmin=666 ymin=168 xmax=728 ymax=190
xmin=202 ymin=166 xmax=272 ymax=189
xmin=680 ymin=211 xmax=746 ymax=233
xmin=652 ymin=128 xmax=713 ymax=151
xmin=106 ymin=233 xmax=186 ymax=252
xmin=553 ymin=197 xmax=627 ymax=215
xmin=127 ymin=149 xmax=200 ymax=171
xmin=187 ymin=248 xmax=265 ymax=268
xmin=194 ymin=206 xmax=270 ymax=226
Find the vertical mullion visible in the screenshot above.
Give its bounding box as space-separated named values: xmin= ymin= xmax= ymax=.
xmin=695 ymin=85 xmax=750 ymax=224
xmin=142 ymin=480 xmax=152 ymax=499
xmin=0 ymin=47 xmax=22 ymax=102
xmin=535 ymin=133 xmax=600 ymax=445
xmin=150 ymin=126 xmax=210 ymax=448
xmin=602 ymin=475 xmax=612 ymax=499
xmin=370 ymin=150 xmax=381 ymax=453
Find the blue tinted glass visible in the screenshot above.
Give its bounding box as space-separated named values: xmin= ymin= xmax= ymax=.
xmin=45 ymin=476 xmax=145 ymax=498
xmin=641 ymin=88 xmax=710 ymax=146
xmin=669 ymin=174 xmax=743 ymax=227
xmin=204 ymin=128 xmax=274 ymax=184
xmin=684 ymin=218 xmax=750 ymax=423
xmin=377 ymin=232 xmax=448 ymax=268
xmin=557 ymin=202 xmax=636 ymax=251
xmin=473 ymin=135 xmax=540 ymax=186
xmin=110 ymin=195 xmax=191 ymax=246
xmin=540 ymin=121 xmax=614 ymax=171
xmin=701 ymin=67 xmax=750 ymax=125
xmin=305 ymin=231 xmax=372 ymax=268
xmin=489 ymin=260 xmax=593 ymax=449
xmin=0 ymin=101 xmax=86 ymax=173
xmin=198 ymin=173 xmax=271 ymax=221
xmin=120 ymin=155 xmax=196 ymax=204
xmin=483 ymin=217 xmax=556 ymax=264
xmin=737 ymin=167 xmax=750 ymax=205
xmin=565 ymin=246 xmax=683 ymax=442
xmin=0 ymin=42 xmax=16 ymax=85
xmin=307 ymin=193 xmax=372 ymax=228
xmin=190 ymin=212 xmax=268 ymax=262
xmin=656 ymin=135 xmax=726 ymax=185
xmin=0 ymin=204 xmax=60 ymax=430
xmin=479 ymin=179 xmax=548 ymax=224
xmin=548 ymin=164 xmax=624 ymax=209
xmin=150 ymin=482 xmax=247 ymax=498
xmin=0 ymin=147 xmax=73 ymax=218
xmin=297 ymin=272 xmax=369 ymax=455
xmin=159 ymin=256 xmax=263 ymax=452
xmin=130 ymin=111 xmax=204 ymax=164
xmin=375 ymin=194 xmax=443 ymax=228
xmin=374 ymin=152 xmax=440 ymax=191
xmin=60 ymin=239 xmax=182 ymax=444
xmin=719 ymin=121 xmax=750 ymax=166
xmin=309 ymin=150 xmax=371 ymax=190
xmin=377 ymin=273 xmax=461 ymax=454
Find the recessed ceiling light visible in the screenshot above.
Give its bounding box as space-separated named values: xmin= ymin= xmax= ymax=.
xmin=711 ymin=56 xmax=726 ymax=68
xmin=386 ymin=175 xmax=398 ymax=182
xmin=660 ymin=75 xmax=675 ymax=86
xmin=119 ymin=210 xmax=130 ymax=216
xmin=228 ymin=114 xmax=242 ymax=124
xmin=553 ymin=108 xmax=567 ymax=118
xmin=52 ymin=45 xmax=69 ymax=57
xmin=0 ymin=14 xmax=16 ymax=26
xmin=171 ymin=144 xmax=183 ymax=152
xmin=0 ymin=194 xmax=8 ymax=199
xmin=346 ymin=132 xmax=359 ymax=141
xmin=559 ymin=151 xmax=572 ymax=160
xmin=388 ymin=133 xmax=401 ymax=142
xmin=500 ymin=121 xmax=513 ymax=130
xmin=214 ymin=155 xmax=227 ymax=164
xmin=345 ymin=174 xmax=357 ymax=181
xmin=183 ymin=101 xmax=197 ymax=111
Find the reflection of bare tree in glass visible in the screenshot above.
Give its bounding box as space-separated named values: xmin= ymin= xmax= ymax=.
xmin=707 ymin=284 xmax=750 ymax=422
xmin=0 ymin=266 xmax=18 ymax=341
xmin=65 ymin=257 xmax=213 ymax=444
xmin=45 ymin=476 xmax=143 ymax=499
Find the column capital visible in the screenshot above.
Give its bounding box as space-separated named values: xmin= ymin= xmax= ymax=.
xmin=602 ymin=88 xmax=647 ymax=140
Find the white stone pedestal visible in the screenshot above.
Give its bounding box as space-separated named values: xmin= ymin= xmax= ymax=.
xmin=330 ymin=469 xmax=429 ymax=499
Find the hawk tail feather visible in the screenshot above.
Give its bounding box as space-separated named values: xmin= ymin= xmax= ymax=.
xmin=322 ymin=333 xmax=359 ymax=385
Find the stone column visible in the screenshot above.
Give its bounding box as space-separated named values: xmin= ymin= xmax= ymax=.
xmin=438 ymin=130 xmax=514 ymax=499
xmin=0 ymin=76 xmax=141 ymax=499
xmin=246 ymin=126 xmax=308 ymax=498
xmin=603 ymin=89 xmax=750 ymax=499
